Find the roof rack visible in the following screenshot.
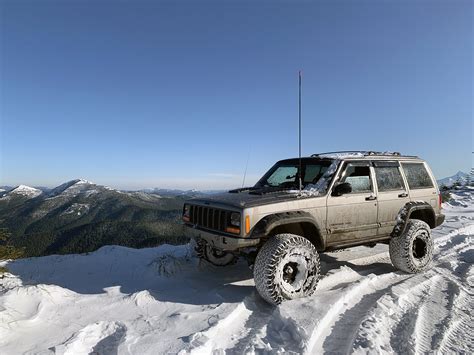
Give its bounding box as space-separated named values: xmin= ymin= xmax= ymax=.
xmin=310 ymin=151 xmax=407 ymax=158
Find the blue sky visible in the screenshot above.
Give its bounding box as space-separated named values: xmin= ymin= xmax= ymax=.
xmin=1 ymin=0 xmax=472 ymax=190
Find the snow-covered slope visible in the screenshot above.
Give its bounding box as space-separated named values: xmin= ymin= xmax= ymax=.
xmin=438 ymin=171 xmax=470 ymax=187
xmin=0 ymin=185 xmax=42 ymax=200
xmin=0 ymin=189 xmax=473 ymax=354
xmin=47 ymin=179 xmax=99 ymax=197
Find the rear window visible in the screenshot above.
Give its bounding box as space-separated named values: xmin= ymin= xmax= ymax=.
xmin=401 ymin=163 xmax=434 ymax=189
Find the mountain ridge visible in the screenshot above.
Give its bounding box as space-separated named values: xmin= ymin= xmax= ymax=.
xmin=0 ymin=179 xmax=196 ymax=257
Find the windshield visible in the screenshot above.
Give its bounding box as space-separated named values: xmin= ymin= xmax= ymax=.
xmin=255 ymin=159 xmax=335 ymax=190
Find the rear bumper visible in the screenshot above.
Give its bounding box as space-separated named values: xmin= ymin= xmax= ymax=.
xmin=435 ymin=213 xmax=445 ymax=228
xmin=184 ymin=225 xmax=259 ymax=251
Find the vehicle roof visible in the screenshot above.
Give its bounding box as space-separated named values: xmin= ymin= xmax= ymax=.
xmin=278 ymin=151 xmax=424 ymax=163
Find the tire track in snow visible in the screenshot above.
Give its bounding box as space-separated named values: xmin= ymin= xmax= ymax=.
xmin=436 ymin=286 xmax=474 ymax=354
xmin=389 ymin=275 xmax=449 ymax=355
xmin=305 ymin=272 xmax=404 ymax=354
xmin=412 ymin=277 xmax=450 ymax=355
xmin=351 ymin=272 xmax=442 ymax=353
xmin=319 ymin=276 xmax=408 ymax=354
xmin=350 ymin=227 xmax=473 ymax=354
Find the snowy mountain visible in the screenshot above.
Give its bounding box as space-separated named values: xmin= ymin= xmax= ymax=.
xmin=438 ymin=171 xmax=470 ymax=187
xmin=139 ymin=188 xmax=213 ymax=197
xmin=0 ymin=184 xmax=42 ymax=199
xmin=0 ymin=179 xmax=192 ymax=257
xmin=0 ymin=187 xmax=472 ymax=354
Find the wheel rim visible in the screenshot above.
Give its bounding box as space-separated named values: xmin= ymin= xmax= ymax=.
xmin=204 ymin=245 xmax=235 ymax=266
xmin=411 ymin=229 xmax=431 ymax=267
xmin=283 ymin=262 xmax=299 ymax=284
xmin=277 ymin=249 xmax=316 ymax=297
xmin=412 ymin=235 xmax=427 ymax=259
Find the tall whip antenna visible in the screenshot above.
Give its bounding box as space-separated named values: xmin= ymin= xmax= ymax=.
xmin=241 ymin=148 xmax=250 ymax=188
xmin=298 ymin=70 xmax=302 ymax=193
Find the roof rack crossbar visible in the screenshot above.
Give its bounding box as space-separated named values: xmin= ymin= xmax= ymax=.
xmin=310 ymin=151 xmax=407 ymax=157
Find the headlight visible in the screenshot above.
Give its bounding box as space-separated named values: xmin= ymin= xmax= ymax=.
xmin=230 ymin=212 xmax=241 ymax=227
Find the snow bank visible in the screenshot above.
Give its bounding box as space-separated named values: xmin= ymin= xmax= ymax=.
xmin=0 ymin=189 xmax=472 ymax=354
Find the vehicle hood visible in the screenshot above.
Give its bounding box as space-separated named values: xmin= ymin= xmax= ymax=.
xmin=186 ymin=190 xmax=302 ymax=209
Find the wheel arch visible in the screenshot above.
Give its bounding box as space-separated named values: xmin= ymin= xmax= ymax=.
xmin=250 ymin=211 xmax=326 ymax=251
xmin=391 ymin=201 xmax=436 ymax=238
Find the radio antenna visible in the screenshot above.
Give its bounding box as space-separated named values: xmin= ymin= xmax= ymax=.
xmin=241 ymin=147 xmax=251 ymax=188
xmin=298 ymin=70 xmax=302 ymax=193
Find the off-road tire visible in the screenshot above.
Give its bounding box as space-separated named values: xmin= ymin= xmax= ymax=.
xmin=253 ymin=234 xmax=320 ymax=305
xmin=195 ymin=238 xmax=237 ymax=266
xmin=389 ymin=219 xmax=433 ymax=273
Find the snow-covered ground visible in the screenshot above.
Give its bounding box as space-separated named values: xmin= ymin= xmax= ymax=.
xmin=0 ymin=189 xmax=472 ymax=354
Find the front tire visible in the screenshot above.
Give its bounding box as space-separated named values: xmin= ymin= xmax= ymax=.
xmin=389 ymin=219 xmax=433 ymax=273
xmin=253 ymin=234 xmax=320 ymax=305
xmin=195 ymin=238 xmax=237 ymax=266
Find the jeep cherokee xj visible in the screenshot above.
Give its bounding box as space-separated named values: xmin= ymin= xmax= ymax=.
xmin=182 ymin=151 xmax=445 ymax=305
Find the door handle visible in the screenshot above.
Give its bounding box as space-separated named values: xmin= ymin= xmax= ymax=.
xmin=365 ymin=195 xmax=377 ymax=201
xmin=398 ymin=192 xmax=408 ymax=198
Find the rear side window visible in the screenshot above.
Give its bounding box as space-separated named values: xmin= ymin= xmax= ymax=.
xmin=375 ymin=166 xmax=405 ymax=191
xmin=402 ymin=163 xmax=434 ymax=189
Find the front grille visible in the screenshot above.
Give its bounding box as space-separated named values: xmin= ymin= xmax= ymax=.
xmin=189 ymin=205 xmax=230 ymax=232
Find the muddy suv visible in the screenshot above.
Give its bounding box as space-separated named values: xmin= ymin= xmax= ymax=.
xmin=182 ymin=151 xmax=445 ymax=305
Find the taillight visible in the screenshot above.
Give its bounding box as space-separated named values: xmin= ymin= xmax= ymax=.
xmin=439 ymin=193 xmax=442 ymax=209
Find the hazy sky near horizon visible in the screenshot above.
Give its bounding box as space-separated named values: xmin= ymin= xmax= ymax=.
xmin=1 ymin=0 xmax=472 ymax=190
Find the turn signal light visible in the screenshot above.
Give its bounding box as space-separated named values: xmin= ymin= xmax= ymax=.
xmin=245 ymin=215 xmax=250 ymax=234
xmin=225 ymin=227 xmax=240 ymax=234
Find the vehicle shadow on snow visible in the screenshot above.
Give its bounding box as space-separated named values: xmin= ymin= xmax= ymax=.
xmin=4 ymin=247 xmax=255 ymax=306
xmin=4 ymin=245 xmax=398 ymax=306
xmin=319 ymin=253 xmax=396 ymax=278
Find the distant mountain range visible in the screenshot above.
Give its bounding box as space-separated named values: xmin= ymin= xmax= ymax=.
xmin=437 ymin=171 xmax=470 ymax=187
xmin=0 ymin=179 xmax=202 ymax=257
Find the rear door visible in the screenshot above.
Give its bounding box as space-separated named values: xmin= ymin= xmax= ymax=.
xmin=326 ymin=161 xmax=378 ymax=244
xmin=373 ymin=161 xmax=410 ymax=236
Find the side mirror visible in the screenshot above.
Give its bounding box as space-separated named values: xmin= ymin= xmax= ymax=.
xmin=332 ymin=182 xmax=352 ymax=196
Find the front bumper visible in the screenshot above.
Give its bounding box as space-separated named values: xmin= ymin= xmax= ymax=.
xmin=435 ymin=213 xmax=445 ymax=228
xmin=184 ymin=225 xmax=259 ymax=251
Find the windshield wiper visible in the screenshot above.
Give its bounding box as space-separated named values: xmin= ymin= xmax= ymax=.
xmin=228 ymin=187 xmax=257 ymax=193
xmin=248 ymin=187 xmax=294 ymax=195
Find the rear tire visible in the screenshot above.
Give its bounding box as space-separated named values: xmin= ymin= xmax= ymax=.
xmin=389 ymin=219 xmax=433 ymax=273
xmin=253 ymin=234 xmax=320 ymax=305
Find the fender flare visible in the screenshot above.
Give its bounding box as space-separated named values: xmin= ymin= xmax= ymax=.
xmin=250 ymin=211 xmax=325 ymax=250
xmin=391 ymin=201 xmax=436 ymax=238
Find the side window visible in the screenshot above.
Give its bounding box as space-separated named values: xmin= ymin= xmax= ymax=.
xmin=375 ymin=166 xmax=405 ymax=191
xmin=402 ymin=163 xmax=434 ymax=189
xmin=340 ymin=163 xmax=372 ymax=193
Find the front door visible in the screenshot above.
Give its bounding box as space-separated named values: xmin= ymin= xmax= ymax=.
xmin=326 ymin=161 xmax=378 ymax=246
